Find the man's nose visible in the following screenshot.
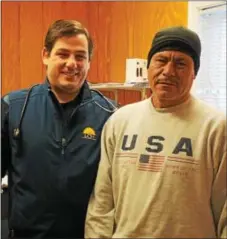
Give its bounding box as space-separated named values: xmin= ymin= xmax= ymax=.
xmin=163 ymin=61 xmax=176 ymax=77
xmin=65 ymin=56 xmax=77 ymax=68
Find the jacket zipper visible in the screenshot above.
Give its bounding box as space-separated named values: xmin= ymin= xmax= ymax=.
xmin=49 ymin=89 xmax=88 ymax=155
xmin=49 ymin=90 xmax=66 ymax=155
xmin=61 ymin=105 xmax=81 ymax=155
xmin=61 ymin=137 xmax=66 ymax=155
xmin=61 ymin=106 xmax=81 ymax=155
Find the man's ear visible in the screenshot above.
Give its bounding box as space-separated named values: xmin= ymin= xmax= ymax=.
xmin=87 ymin=61 xmax=90 ymax=70
xmin=192 ymin=71 xmax=196 ymax=80
xmin=42 ymin=47 xmax=50 ymax=66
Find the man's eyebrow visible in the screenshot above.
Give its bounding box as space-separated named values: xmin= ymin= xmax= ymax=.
xmin=56 ymin=48 xmax=87 ymax=54
xmin=155 ymin=54 xmax=187 ymax=62
xmin=155 ymin=54 xmax=167 ymax=58
xmin=173 ymin=57 xmax=187 ymax=62
xmin=56 ymin=48 xmax=70 ymax=52
xmin=154 ymin=55 xmax=168 ymax=61
xmin=75 ymin=50 xmax=87 ymax=54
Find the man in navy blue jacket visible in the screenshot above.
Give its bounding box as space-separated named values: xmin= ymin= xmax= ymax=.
xmin=1 ymin=19 xmax=117 ymax=238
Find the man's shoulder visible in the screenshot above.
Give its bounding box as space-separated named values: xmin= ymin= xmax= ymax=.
xmin=2 ymin=89 xmax=29 ymax=106
xmin=4 ymin=84 xmax=44 ymax=104
xmin=116 ymin=99 xmax=149 ymax=114
xmin=109 ymin=99 xmax=149 ymax=122
xmin=192 ymin=97 xmax=226 ymax=132
xmin=194 ymin=96 xmax=226 ymax=120
xmin=90 ymin=89 xmax=118 ymax=113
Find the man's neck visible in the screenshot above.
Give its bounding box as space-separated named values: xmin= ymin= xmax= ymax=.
xmin=151 ymin=95 xmax=190 ymax=108
xmin=52 ymin=89 xmax=79 ymax=104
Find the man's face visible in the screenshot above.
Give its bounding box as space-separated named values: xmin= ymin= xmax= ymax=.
xmin=148 ymin=50 xmax=195 ymax=106
xmin=42 ymin=34 xmax=90 ymax=95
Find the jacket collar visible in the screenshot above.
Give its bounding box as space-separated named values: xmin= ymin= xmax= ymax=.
xmin=43 ymin=78 xmax=92 ymax=103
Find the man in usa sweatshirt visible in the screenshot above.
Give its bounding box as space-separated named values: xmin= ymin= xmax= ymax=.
xmin=85 ymin=26 xmax=226 ymax=238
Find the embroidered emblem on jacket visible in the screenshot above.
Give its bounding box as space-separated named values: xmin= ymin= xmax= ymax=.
xmin=82 ymin=127 xmax=97 ymax=140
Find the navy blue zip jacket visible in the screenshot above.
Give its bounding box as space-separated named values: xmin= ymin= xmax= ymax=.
xmin=1 ymin=80 xmax=117 ymax=238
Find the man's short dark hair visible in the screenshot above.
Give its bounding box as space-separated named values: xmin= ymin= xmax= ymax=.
xmin=44 ymin=19 xmax=93 ymax=60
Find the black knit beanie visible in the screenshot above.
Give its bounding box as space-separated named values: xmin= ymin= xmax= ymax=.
xmin=147 ymin=26 xmax=201 ymax=75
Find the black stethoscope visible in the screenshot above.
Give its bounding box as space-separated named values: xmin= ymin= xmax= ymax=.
xmin=12 ymin=84 xmax=117 ymax=156
xmin=13 ymin=84 xmax=39 ymax=141
xmin=12 ymin=84 xmax=39 ymax=156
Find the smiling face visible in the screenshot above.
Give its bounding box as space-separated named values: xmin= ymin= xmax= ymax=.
xmin=42 ymin=34 xmax=90 ymax=102
xmin=148 ymin=50 xmax=195 ymax=108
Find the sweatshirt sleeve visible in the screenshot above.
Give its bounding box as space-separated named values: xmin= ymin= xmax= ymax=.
xmin=85 ymin=119 xmax=115 ymax=238
xmin=210 ymin=117 xmax=227 ymax=238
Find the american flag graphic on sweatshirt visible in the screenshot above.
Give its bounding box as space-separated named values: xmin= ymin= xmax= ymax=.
xmin=138 ymin=154 xmax=165 ymax=172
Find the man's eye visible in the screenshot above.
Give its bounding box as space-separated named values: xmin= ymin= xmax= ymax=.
xmin=155 ymin=58 xmax=166 ymax=65
xmin=157 ymin=58 xmax=166 ymax=63
xmin=176 ymin=62 xmax=186 ymax=68
xmin=76 ymin=55 xmax=86 ymax=60
xmin=57 ymin=53 xmax=68 ymax=58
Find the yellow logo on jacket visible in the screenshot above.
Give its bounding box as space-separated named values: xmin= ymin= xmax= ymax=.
xmin=82 ymin=127 xmax=96 ymax=140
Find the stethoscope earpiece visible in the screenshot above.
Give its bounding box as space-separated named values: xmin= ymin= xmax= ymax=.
xmin=13 ymin=128 xmax=21 ymax=139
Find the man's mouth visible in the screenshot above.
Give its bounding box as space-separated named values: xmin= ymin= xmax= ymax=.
xmin=158 ymin=82 xmax=175 ymax=86
xmin=156 ymin=80 xmax=177 ymax=86
xmin=62 ymin=71 xmax=79 ymax=77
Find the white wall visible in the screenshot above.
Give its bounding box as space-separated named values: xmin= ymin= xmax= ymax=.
xmin=188 ymin=1 xmax=225 ymax=32
xmin=188 ymin=1 xmax=225 ymax=93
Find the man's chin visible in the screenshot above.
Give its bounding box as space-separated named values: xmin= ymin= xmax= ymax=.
xmin=60 ymin=83 xmax=82 ymax=94
xmin=155 ymin=91 xmax=177 ymax=100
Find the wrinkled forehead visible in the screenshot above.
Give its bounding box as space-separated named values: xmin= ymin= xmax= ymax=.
xmin=152 ymin=50 xmax=194 ymax=62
